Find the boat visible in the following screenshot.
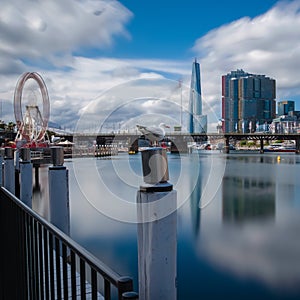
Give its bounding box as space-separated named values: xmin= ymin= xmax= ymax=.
xmin=264 ymin=142 xmax=296 ymax=152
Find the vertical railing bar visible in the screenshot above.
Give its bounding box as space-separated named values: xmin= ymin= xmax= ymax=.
xmin=91 ymin=268 xmax=98 ymax=300
xmin=104 ymin=278 xmax=111 ymax=300
xmin=80 ymin=258 xmax=86 ymax=300
xmin=71 ymin=250 xmax=77 ymax=299
xmin=62 ymin=243 xmax=69 ymax=300
xmin=24 ymin=213 xmax=32 ymax=299
xmin=15 ymin=205 xmax=23 ymax=299
xmin=20 ymin=207 xmax=28 ymax=299
xmin=27 ymin=214 xmax=34 ymax=299
xmin=21 ymin=209 xmax=29 ymax=300
xmin=49 ymin=232 xmax=55 ymax=300
xmin=55 ymin=237 xmax=62 ymax=299
xmin=38 ymin=223 xmax=45 ymax=299
xmin=34 ymin=220 xmax=40 ymax=298
xmin=31 ymin=217 xmax=38 ymax=299
xmin=44 ymin=227 xmax=50 ymax=300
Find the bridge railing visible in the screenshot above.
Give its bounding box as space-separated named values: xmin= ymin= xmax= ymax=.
xmin=0 ymin=186 xmax=138 ymax=300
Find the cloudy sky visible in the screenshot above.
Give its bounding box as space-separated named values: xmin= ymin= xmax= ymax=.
xmin=1 ymin=0 xmax=300 ymax=132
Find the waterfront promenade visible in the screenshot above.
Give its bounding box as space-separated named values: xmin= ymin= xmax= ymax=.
xmin=58 ymin=132 xmax=300 ymax=154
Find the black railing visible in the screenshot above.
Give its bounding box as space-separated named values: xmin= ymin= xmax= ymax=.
xmin=0 ymin=187 xmax=138 ymax=300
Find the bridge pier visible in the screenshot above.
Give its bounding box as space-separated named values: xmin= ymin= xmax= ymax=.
xmin=296 ymin=138 xmax=300 ymax=154
xmin=128 ymin=137 xmax=139 ymax=154
xmin=224 ymin=137 xmax=230 ymax=154
xmin=260 ymin=139 xmax=264 ymax=154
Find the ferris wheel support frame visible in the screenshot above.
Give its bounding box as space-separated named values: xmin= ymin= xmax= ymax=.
xmin=14 ymin=72 xmax=50 ymax=143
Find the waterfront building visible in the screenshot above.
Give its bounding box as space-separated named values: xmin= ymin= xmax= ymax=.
xmin=222 ymin=70 xmax=276 ymax=133
xmin=188 ymin=59 xmax=207 ymax=133
xmin=269 ymin=101 xmax=300 ymax=133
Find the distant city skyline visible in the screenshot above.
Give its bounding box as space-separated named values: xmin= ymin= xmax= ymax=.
xmin=1 ymin=0 xmax=300 ymax=132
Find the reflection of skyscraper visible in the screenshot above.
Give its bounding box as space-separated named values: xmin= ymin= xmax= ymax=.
xmin=188 ymin=59 xmax=207 ymax=133
xmin=222 ymin=158 xmax=276 ymax=223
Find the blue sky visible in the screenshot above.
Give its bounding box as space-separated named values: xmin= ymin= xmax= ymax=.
xmin=113 ymin=0 xmax=279 ymax=59
xmin=1 ymin=0 xmax=300 ymax=132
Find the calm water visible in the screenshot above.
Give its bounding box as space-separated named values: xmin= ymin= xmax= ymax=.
xmin=33 ymin=152 xmax=300 ymax=300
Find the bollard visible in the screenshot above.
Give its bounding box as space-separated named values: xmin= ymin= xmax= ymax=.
xmin=141 ymin=147 xmax=169 ymax=184
xmin=20 ymin=148 xmax=33 ymax=208
xmin=0 ymin=148 xmax=4 ymax=187
xmin=4 ymin=147 xmax=15 ymax=194
xmin=137 ymin=147 xmax=177 ymax=300
xmin=122 ymin=292 xmax=139 ymax=300
xmin=48 ymin=147 xmax=70 ymax=235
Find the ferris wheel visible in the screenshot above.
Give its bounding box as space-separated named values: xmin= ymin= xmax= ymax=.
xmin=14 ymin=72 xmax=50 ymax=144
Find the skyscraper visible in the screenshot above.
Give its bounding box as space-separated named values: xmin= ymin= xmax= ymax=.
xmin=188 ymin=59 xmax=207 ymax=133
xmin=222 ymin=70 xmax=276 ymax=133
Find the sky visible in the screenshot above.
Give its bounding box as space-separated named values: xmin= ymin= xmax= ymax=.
xmin=1 ymin=0 xmax=300 ymax=133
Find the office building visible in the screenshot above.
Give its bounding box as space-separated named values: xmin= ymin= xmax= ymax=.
xmin=277 ymin=100 xmax=295 ymax=116
xmin=222 ymin=70 xmax=276 ymax=133
xmin=188 ymin=59 xmax=207 ymax=133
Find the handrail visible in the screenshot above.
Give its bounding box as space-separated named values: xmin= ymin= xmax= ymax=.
xmin=0 ymin=186 xmax=138 ymax=299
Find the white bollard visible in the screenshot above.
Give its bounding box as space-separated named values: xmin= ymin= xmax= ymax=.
xmin=4 ymin=147 xmax=15 ymax=194
xmin=137 ymin=147 xmax=177 ymax=300
xmin=49 ymin=147 xmax=70 ymax=235
xmin=20 ymin=148 xmax=33 ymax=208
xmin=0 ymin=148 xmax=4 ymax=187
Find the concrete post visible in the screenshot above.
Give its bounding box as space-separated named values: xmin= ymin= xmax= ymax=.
xmin=49 ymin=146 xmax=70 ymax=235
xmin=137 ymin=147 xmax=177 ymax=300
xmin=20 ymin=148 xmax=33 ymax=208
xmin=4 ymin=147 xmax=15 ymax=194
xmin=0 ymin=148 xmax=4 ymax=187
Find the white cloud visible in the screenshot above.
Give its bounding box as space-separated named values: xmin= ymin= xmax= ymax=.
xmin=193 ymin=0 xmax=300 ymax=109
xmin=1 ymin=0 xmax=300 ymax=133
xmin=0 ymin=0 xmax=132 ymax=63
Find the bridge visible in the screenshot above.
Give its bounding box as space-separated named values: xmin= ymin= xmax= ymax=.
xmin=60 ymin=132 xmax=300 ymax=154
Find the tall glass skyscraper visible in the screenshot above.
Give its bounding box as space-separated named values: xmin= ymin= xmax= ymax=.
xmin=188 ymin=59 xmax=207 ymax=133
xmin=222 ymin=70 xmax=276 ymax=133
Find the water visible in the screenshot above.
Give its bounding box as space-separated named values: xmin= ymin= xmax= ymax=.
xmin=33 ymin=152 xmax=300 ymax=300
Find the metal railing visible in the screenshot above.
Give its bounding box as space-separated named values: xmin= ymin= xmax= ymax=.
xmin=0 ymin=187 xmax=138 ymax=300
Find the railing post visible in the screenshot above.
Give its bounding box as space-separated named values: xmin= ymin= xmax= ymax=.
xmin=117 ymin=276 xmax=134 ymax=300
xmin=49 ymin=146 xmax=70 ymax=235
xmin=0 ymin=148 xmax=4 ymax=186
xmin=4 ymin=147 xmax=15 ymax=194
xmin=137 ymin=147 xmax=177 ymax=300
xmin=20 ymin=148 xmax=33 ymax=208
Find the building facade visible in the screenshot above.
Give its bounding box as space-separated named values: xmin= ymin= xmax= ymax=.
xmin=269 ymin=100 xmax=300 ymax=133
xmin=188 ymin=59 xmax=207 ymax=133
xmin=222 ymin=70 xmax=276 ymax=133
xmin=277 ymin=100 xmax=295 ymax=116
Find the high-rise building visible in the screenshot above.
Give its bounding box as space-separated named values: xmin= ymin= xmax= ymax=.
xmin=277 ymin=100 xmax=295 ymax=116
xmin=222 ymin=70 xmax=276 ymax=133
xmin=188 ymin=59 xmax=207 ymax=133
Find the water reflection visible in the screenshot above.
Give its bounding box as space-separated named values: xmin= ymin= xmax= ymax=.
xmin=196 ymin=154 xmax=300 ymax=295
xmin=222 ymin=176 xmax=275 ymax=223
xmin=32 ymin=165 xmax=49 ymax=219
xmin=30 ymin=154 xmax=300 ymax=299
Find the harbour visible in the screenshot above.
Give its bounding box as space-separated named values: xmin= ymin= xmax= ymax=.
xmin=31 ymin=152 xmax=300 ymax=300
